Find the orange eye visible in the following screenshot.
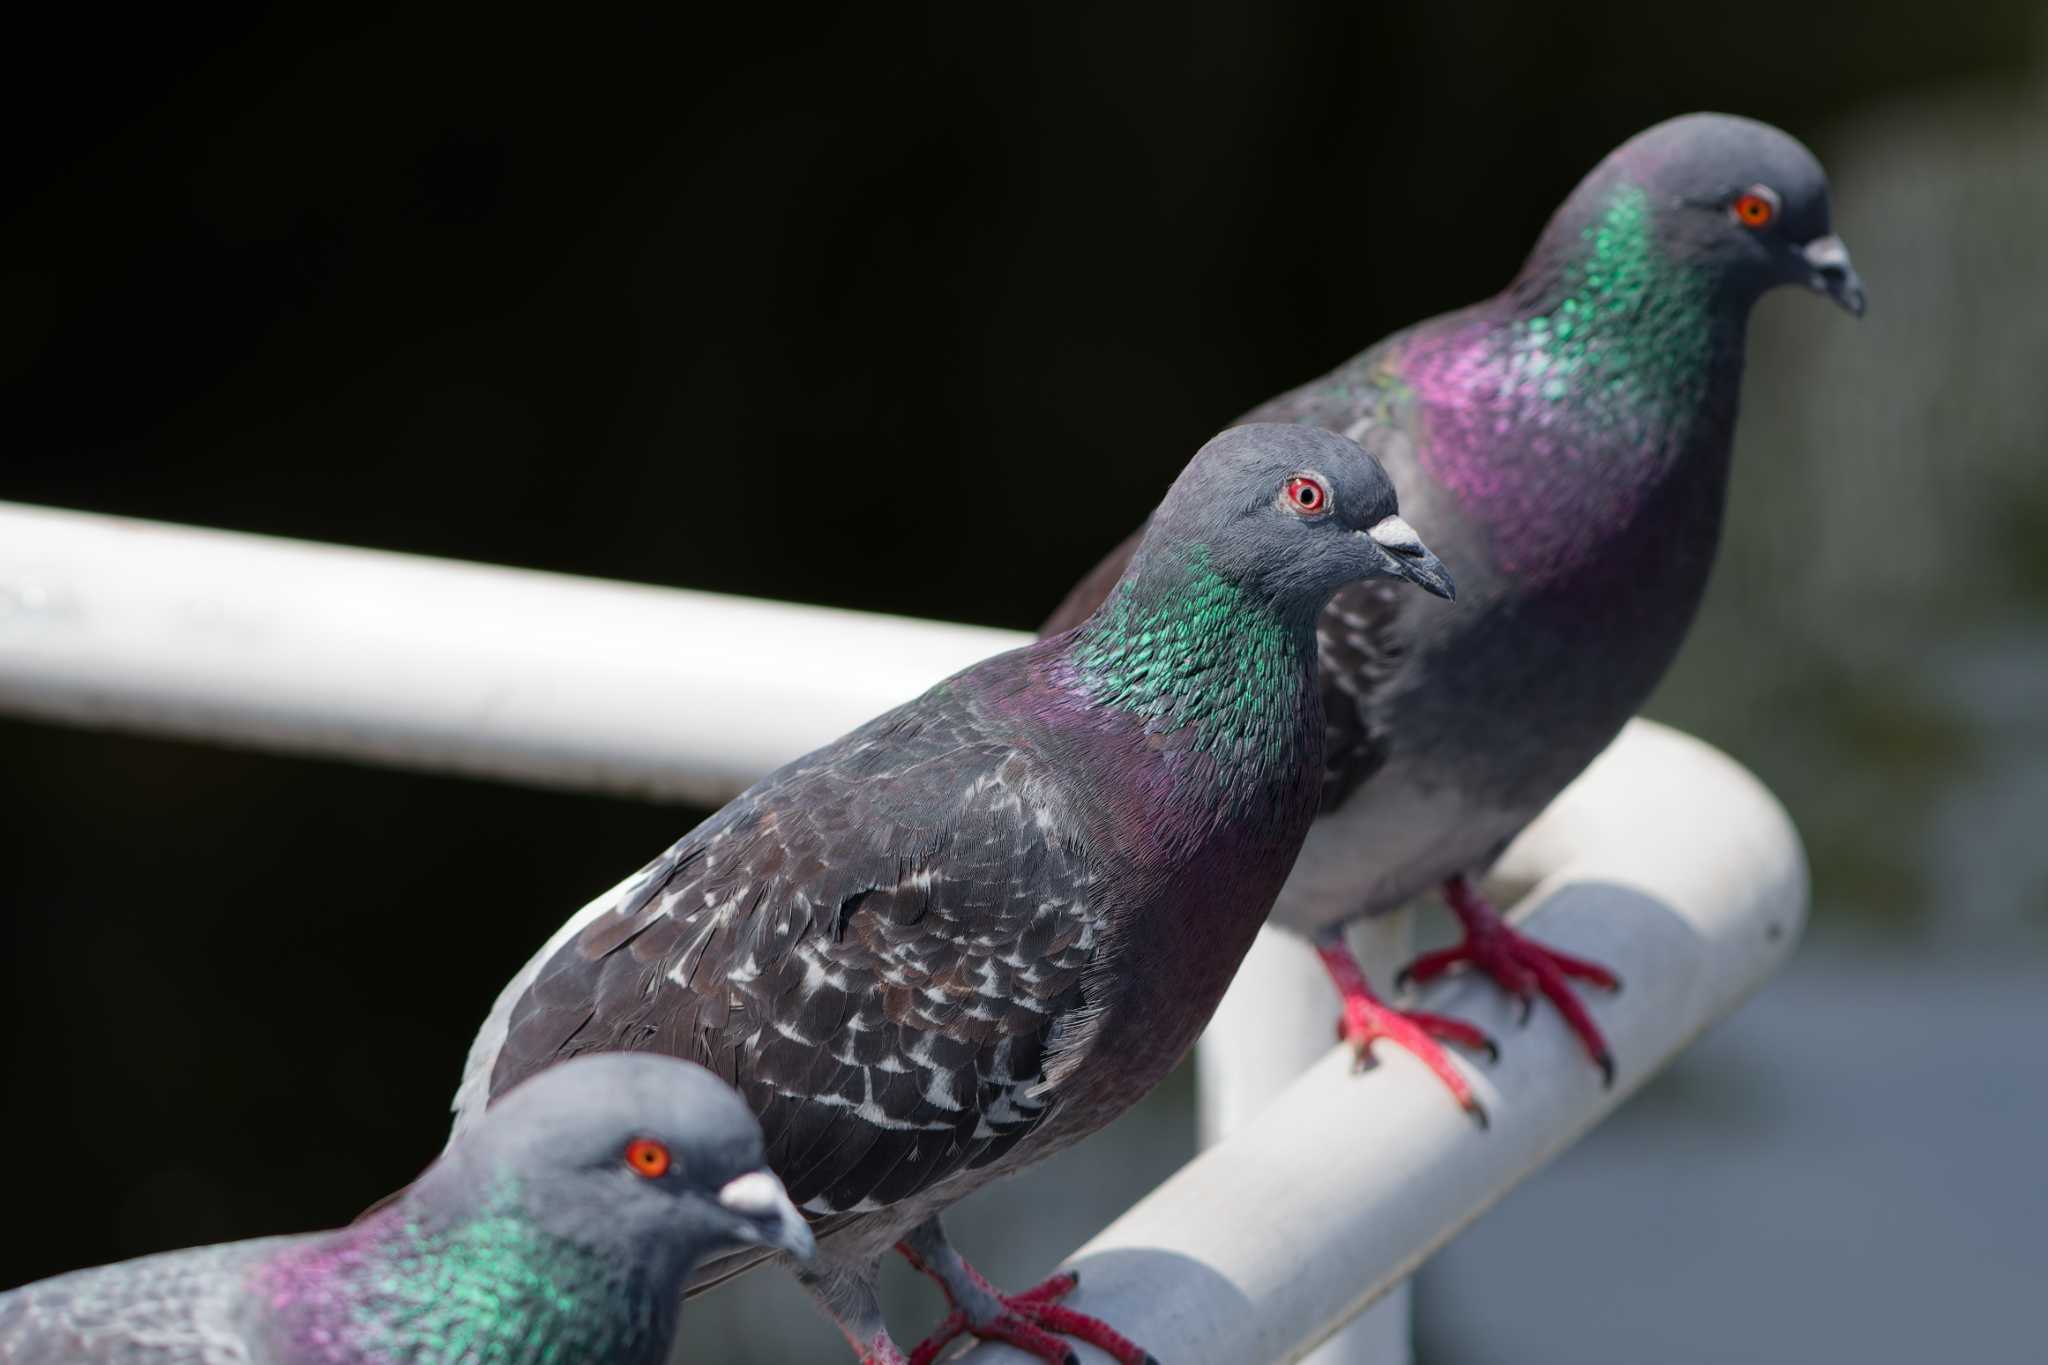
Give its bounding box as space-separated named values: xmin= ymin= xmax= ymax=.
xmin=624 ymin=1138 xmax=672 ymax=1179
xmin=1733 ymin=191 xmax=1776 ymax=228
xmin=1282 ymin=476 xmax=1329 ymax=516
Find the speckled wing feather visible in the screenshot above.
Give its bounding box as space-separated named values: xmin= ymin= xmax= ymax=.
xmin=0 ymin=1241 xmax=272 ymax=1364
xmin=1300 ymin=575 xmax=1411 ymax=809
xmin=488 ymin=679 xmax=1099 ymax=1221
xmin=1041 ymin=346 xmax=1417 ymax=809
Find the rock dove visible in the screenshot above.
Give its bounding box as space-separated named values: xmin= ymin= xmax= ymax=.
xmin=1041 ymin=113 xmax=1865 ymax=1115
xmin=451 ymin=423 xmax=1455 ymax=1365
xmin=0 ymin=1055 xmax=813 ymax=1365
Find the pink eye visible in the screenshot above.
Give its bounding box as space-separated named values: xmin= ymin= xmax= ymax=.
xmin=1283 ymin=476 xmax=1329 ymax=516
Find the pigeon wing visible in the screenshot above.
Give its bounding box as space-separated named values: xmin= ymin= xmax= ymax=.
xmin=487 ymin=689 xmax=1101 ymax=1219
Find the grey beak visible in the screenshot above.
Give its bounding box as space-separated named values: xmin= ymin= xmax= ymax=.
xmin=1802 ymin=235 xmax=1866 ymax=317
xmin=717 ymin=1169 xmax=816 ymax=1261
xmin=1364 ymin=515 xmax=1456 ymax=601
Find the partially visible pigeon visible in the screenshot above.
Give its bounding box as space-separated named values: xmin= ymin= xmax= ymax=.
xmin=1043 ymin=113 xmax=1865 ymax=1112
xmin=452 ymin=424 xmax=1455 ymax=1365
xmin=0 ymin=1055 xmax=813 ymax=1365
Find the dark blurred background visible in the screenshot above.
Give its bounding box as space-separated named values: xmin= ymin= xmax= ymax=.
xmin=5 ymin=5 xmax=2045 ymax=1362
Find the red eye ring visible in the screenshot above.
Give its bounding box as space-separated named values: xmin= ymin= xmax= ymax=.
xmin=1283 ymin=475 xmax=1329 ymax=516
xmin=1733 ymin=191 xmax=1776 ymax=229
xmin=624 ymin=1138 xmax=672 ymax=1179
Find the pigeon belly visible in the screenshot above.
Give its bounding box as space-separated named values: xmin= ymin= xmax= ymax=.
xmin=1266 ymin=755 xmax=1535 ymax=936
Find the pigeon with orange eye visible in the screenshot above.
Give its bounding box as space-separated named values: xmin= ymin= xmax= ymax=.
xmin=1733 ymin=186 xmax=1778 ymax=227
xmin=1687 ymin=170 xmax=1863 ymax=315
xmin=627 ymin=1136 xmax=674 ymax=1177
xmin=0 ymin=1054 xmax=814 ymax=1365
xmin=1035 ymin=114 xmax=1863 ymax=1127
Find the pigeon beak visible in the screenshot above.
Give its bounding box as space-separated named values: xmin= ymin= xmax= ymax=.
xmin=717 ymin=1169 xmax=816 ymax=1261
xmin=1801 ymin=234 xmax=1866 ymax=317
xmin=1364 ymin=515 xmax=1456 ymax=601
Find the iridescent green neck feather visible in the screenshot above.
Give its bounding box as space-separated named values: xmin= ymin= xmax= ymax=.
xmin=1064 ymin=544 xmax=1310 ymax=768
xmin=1399 ymin=182 xmax=1749 ymax=580
xmin=1505 ymin=184 xmax=1719 ymax=420
xmin=258 ymin=1179 xmax=667 ymax=1365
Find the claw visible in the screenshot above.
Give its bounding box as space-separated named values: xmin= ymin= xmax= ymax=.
xmin=1014 ymin=1270 xmax=1079 ymax=1304
xmin=1427 ymin=876 xmax=1620 ymax=1079
xmin=900 ymin=1254 xmax=1151 ymax=1365
xmin=1318 ymin=935 xmax=1492 ymax=1125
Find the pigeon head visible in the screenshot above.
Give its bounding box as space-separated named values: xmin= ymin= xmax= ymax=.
xmin=1534 ymin=112 xmax=1865 ymax=318
xmin=419 ymin=1054 xmax=814 ymax=1281
xmin=1139 ymin=423 xmax=1455 ymax=614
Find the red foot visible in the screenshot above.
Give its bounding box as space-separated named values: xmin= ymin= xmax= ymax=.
xmin=1400 ymin=876 xmax=1620 ymax=1085
xmin=854 ymin=1332 xmax=910 ymax=1365
xmin=899 ymin=1255 xmax=1154 ymax=1365
xmin=1316 ymin=937 xmax=1493 ymax=1126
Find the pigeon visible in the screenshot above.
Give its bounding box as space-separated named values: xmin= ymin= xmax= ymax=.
xmin=451 ymin=423 xmax=1456 ymax=1365
xmin=1041 ymin=113 xmax=1865 ymax=1115
xmin=0 ymin=1055 xmax=814 ymax=1365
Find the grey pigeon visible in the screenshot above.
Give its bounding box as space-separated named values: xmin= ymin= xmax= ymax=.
xmin=451 ymin=424 xmax=1455 ymax=1365
xmin=0 ymin=1055 xmax=813 ymax=1365
xmin=1042 ymin=113 xmax=1864 ymax=1114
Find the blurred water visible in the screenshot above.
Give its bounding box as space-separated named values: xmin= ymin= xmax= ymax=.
xmin=1417 ymin=948 xmax=2048 ymax=1364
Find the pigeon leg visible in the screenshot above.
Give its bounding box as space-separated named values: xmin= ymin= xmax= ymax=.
xmin=796 ymin=1262 xmax=912 ymax=1365
xmin=1314 ymin=927 xmax=1494 ymax=1126
xmin=858 ymin=1336 xmax=912 ymax=1365
xmin=898 ymin=1218 xmax=1156 ymax=1365
xmin=1399 ymin=874 xmax=1620 ymax=1085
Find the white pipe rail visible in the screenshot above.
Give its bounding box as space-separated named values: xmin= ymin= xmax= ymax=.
xmin=0 ymin=501 xmax=1808 ymax=1365
xmin=0 ymin=501 xmax=1022 ymax=807
xmin=1194 ymin=911 xmax=1421 ymax=1364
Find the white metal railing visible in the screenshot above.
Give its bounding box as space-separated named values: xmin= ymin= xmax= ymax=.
xmin=0 ymin=501 xmax=1019 ymax=806
xmin=0 ymin=501 xmax=1808 ymax=1365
